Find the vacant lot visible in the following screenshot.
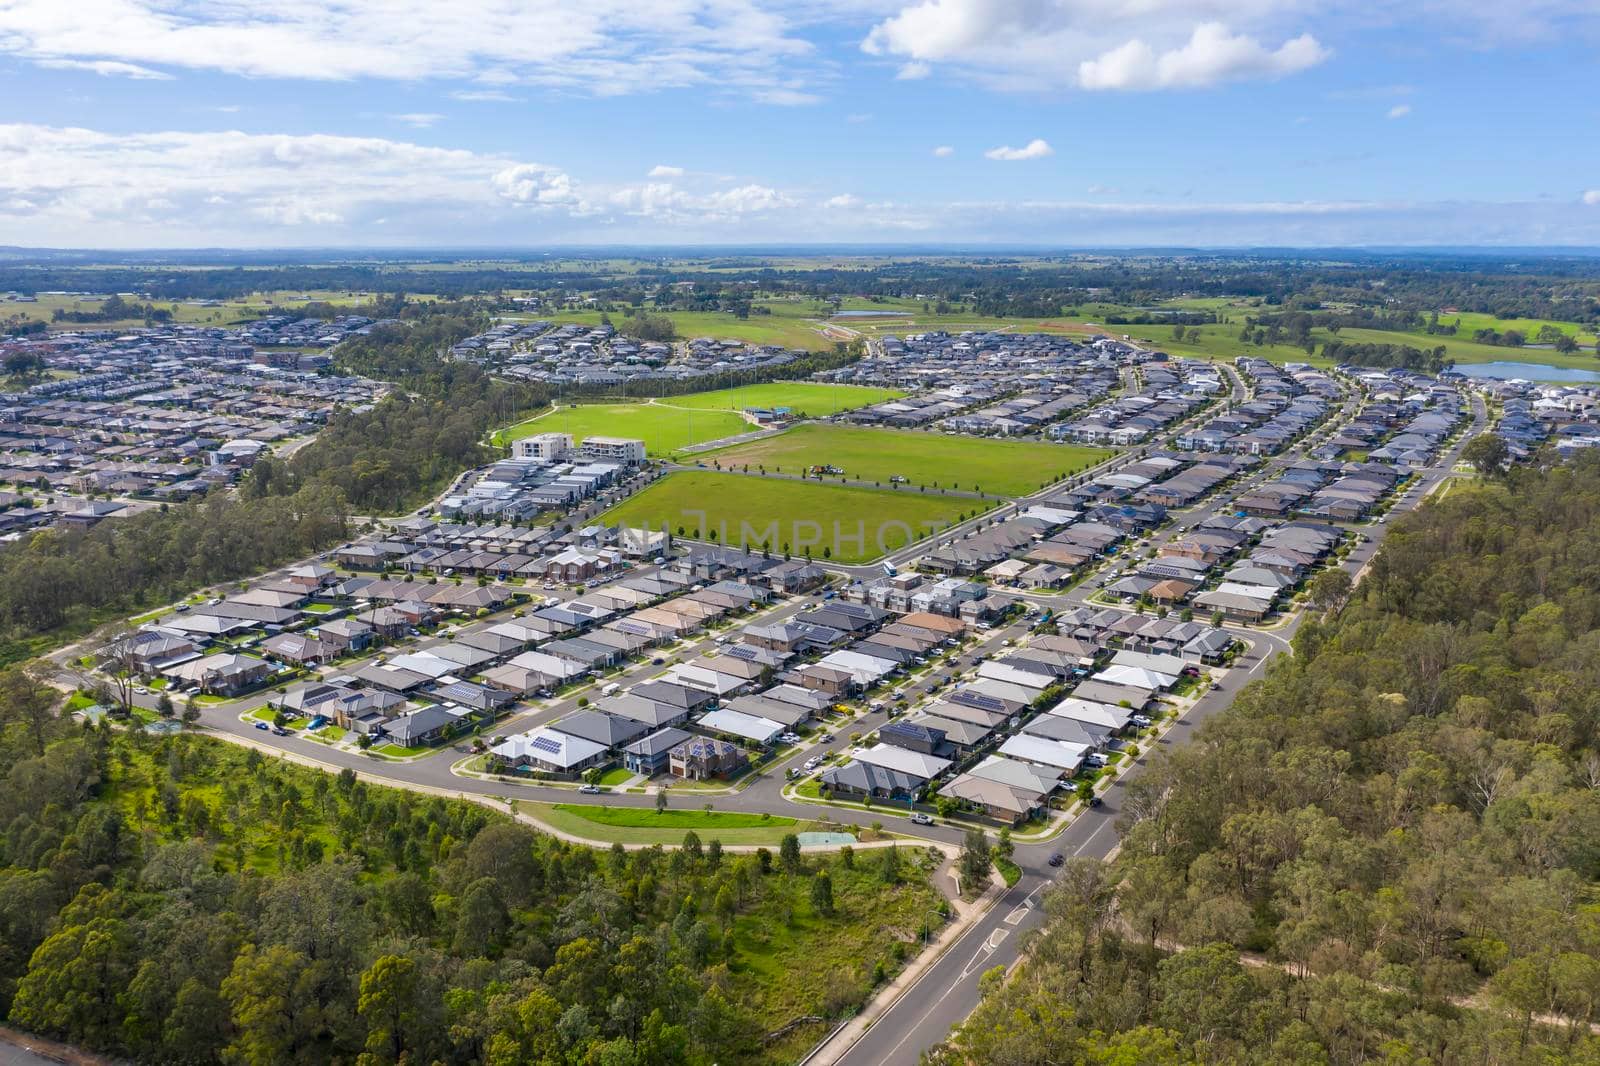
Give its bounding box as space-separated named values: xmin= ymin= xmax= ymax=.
xmin=669 ymin=382 xmax=903 ymax=416
xmin=493 ymin=401 xmax=749 ymax=455
xmin=600 ymin=470 xmax=981 ymax=562
xmin=701 ymin=423 xmax=1112 ymax=497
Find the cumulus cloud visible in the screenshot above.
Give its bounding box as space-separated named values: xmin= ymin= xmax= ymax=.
xmin=0 ymin=0 xmax=816 ymax=102
xmin=824 ymin=193 xmax=863 ymax=208
xmin=491 ymin=163 xmax=583 ymax=209
xmin=648 ymin=165 xmax=685 ymax=178
xmin=1387 ymin=103 xmax=1412 ymax=118
xmin=985 ymin=138 xmax=1052 ymax=161
xmin=932 ymin=145 xmax=955 ymax=157
xmin=1078 ymin=23 xmax=1327 ymax=90
xmin=864 ymin=0 xmax=1334 ymax=91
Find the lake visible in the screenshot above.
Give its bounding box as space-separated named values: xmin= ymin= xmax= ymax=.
xmin=1454 ymin=361 xmax=1600 ymax=383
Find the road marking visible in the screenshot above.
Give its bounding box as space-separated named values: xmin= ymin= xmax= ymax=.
xmin=1004 ymin=903 xmax=1029 ymax=925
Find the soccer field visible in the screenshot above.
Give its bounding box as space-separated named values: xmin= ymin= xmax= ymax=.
xmin=600 ymin=471 xmax=984 ymax=562
xmin=492 ymin=402 xmax=750 ymax=455
xmin=700 ymin=423 xmax=1112 ymax=497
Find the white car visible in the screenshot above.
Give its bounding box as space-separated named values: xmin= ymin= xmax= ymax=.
xmin=779 ymin=732 xmax=802 ymax=744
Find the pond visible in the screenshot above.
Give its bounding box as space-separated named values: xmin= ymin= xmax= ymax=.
xmin=1453 ymin=361 xmax=1600 ymax=383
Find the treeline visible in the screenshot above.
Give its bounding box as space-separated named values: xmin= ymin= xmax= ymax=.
xmin=0 ymin=484 xmax=350 ymax=656
xmin=1321 ymin=337 xmax=1451 ymax=372
xmin=50 ymin=293 xmax=171 ymax=324
xmin=0 ymin=701 xmax=935 ymax=1065
xmin=932 ymin=454 xmax=1600 ymax=1065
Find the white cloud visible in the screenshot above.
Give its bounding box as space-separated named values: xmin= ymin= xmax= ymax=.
xmin=1086 ymin=184 xmax=1120 ymax=195
xmin=450 ymin=89 xmax=515 ymax=102
xmin=391 ymin=112 xmax=443 ymax=128
xmin=864 ymin=0 xmax=1335 ymax=91
xmin=751 ymin=87 xmax=821 ymax=106
xmin=1584 ymin=190 xmax=1600 ymax=206
xmin=1078 ymin=23 xmax=1328 ymax=90
xmin=932 ymin=145 xmax=954 ymax=157
xmin=491 ymin=163 xmax=583 ymax=209
xmin=1386 ymin=103 xmax=1412 ymax=118
xmin=0 ymin=0 xmax=817 ymax=102
xmin=985 ymin=138 xmax=1052 ymax=161
xmin=896 ymin=61 xmax=931 ymax=80
xmin=824 ymin=193 xmax=863 ymax=208
xmin=648 ymin=165 xmax=685 ymax=178
xmin=36 ymin=57 xmax=172 ymax=79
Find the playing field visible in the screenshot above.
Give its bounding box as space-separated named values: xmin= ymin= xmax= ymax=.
xmin=600 ymin=471 xmax=983 ymax=562
xmin=668 ymin=382 xmax=904 ymax=416
xmin=493 ymin=402 xmax=750 ymax=455
xmin=699 ymin=424 xmax=1113 ymax=497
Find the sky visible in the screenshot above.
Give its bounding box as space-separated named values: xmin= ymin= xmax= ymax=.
xmin=0 ymin=0 xmax=1598 ymax=249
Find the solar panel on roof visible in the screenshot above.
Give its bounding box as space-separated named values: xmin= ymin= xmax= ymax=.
xmin=531 ymin=735 xmax=563 ymax=754
xmin=953 ymin=691 xmax=1005 ymax=712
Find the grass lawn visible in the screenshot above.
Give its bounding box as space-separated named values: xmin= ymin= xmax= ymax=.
xmin=666 ymin=382 xmax=904 ymax=417
xmin=700 ymin=423 xmax=1112 ymax=497
xmin=530 ymin=802 xmax=812 ymax=845
xmin=493 ymin=402 xmax=749 ymax=455
xmin=595 ymin=766 xmax=634 ymax=786
xmin=301 ymin=602 xmax=338 ymax=614
xmin=600 ymin=471 xmax=980 ymax=563
xmin=996 ymin=856 xmax=1022 ymax=887
xmin=375 ymin=742 xmax=435 ymax=757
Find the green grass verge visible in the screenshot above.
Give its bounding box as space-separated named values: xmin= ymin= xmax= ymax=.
xmin=996 ymin=857 xmax=1022 ymax=887
xmin=530 ymin=802 xmax=810 ymax=845
xmin=595 ymin=766 xmax=634 ymax=786
xmin=600 ymin=470 xmax=980 ymax=563
xmin=700 ymin=423 xmax=1112 ymax=497
xmin=666 ymin=382 xmax=904 ymax=417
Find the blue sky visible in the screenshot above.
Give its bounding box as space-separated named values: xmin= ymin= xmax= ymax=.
xmin=0 ymin=0 xmax=1597 ymax=248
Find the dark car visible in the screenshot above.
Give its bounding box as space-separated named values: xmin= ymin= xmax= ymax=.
xmin=1089 ymin=795 xmax=1103 ymax=809
xmin=1047 ymin=853 xmax=1065 ymax=867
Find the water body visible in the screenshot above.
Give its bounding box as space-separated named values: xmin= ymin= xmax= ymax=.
xmin=1454 ymin=361 xmax=1600 ymax=383
xmin=831 ymin=310 xmax=910 ymax=319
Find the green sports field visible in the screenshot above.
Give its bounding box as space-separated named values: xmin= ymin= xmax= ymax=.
xmin=699 ymin=423 xmax=1113 ymax=498
xmin=600 ymin=471 xmax=984 ymax=562
xmin=668 ymin=382 xmax=904 ymax=416
xmin=492 ymin=402 xmax=750 ymax=455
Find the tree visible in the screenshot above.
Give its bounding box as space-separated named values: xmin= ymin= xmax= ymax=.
xmin=1463 ymin=433 xmax=1510 ymax=477
xmin=358 ymin=954 xmax=421 ymax=1065
xmin=98 ymin=627 xmax=142 ymax=715
xmin=959 ymin=828 xmax=992 ymax=890
xmin=810 ymin=872 xmax=835 ymax=917
xmin=656 ymin=789 xmax=668 ymax=814
xmin=1307 ymin=567 xmax=1353 ymax=613
xmin=182 ymin=695 xmax=201 ymax=726
xmin=779 ymin=832 xmax=801 ymax=873
xmin=156 ymin=691 xmax=175 ymax=719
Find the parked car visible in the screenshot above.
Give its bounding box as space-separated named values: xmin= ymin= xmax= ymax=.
xmin=909 ymin=812 xmax=934 ymax=826
xmin=779 ymin=732 xmax=802 ymax=744
xmin=1129 ymin=715 xmax=1152 ymax=728
xmin=1086 ymin=753 xmax=1108 ymax=768
xmin=578 ymin=784 xmax=601 ymax=795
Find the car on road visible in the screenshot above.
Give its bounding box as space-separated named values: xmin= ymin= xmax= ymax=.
xmin=1048 ymin=853 xmax=1064 ymax=867
xmin=651 ymin=656 xmax=666 ymax=666
xmin=253 ymin=721 xmax=270 ymax=731
xmin=577 ymin=784 xmax=602 ymax=795
xmin=1210 ymin=681 xmax=1222 ymax=691
xmin=1089 ymin=795 xmax=1103 ymax=809
xmin=271 ymin=727 xmax=289 ymax=737
xmin=909 ymin=812 xmax=934 ymax=826
xmin=818 ymin=733 xmax=833 ymax=744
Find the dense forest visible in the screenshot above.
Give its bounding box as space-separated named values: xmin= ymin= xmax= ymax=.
xmin=931 ymin=454 xmax=1600 ymax=1065
xmin=0 ymin=688 xmax=940 ymax=1064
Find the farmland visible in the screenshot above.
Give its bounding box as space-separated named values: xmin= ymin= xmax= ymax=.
xmin=492 ymin=401 xmax=750 ymax=455
xmin=700 ymin=423 xmax=1112 ymax=498
xmin=600 ymin=470 xmax=983 ymax=563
